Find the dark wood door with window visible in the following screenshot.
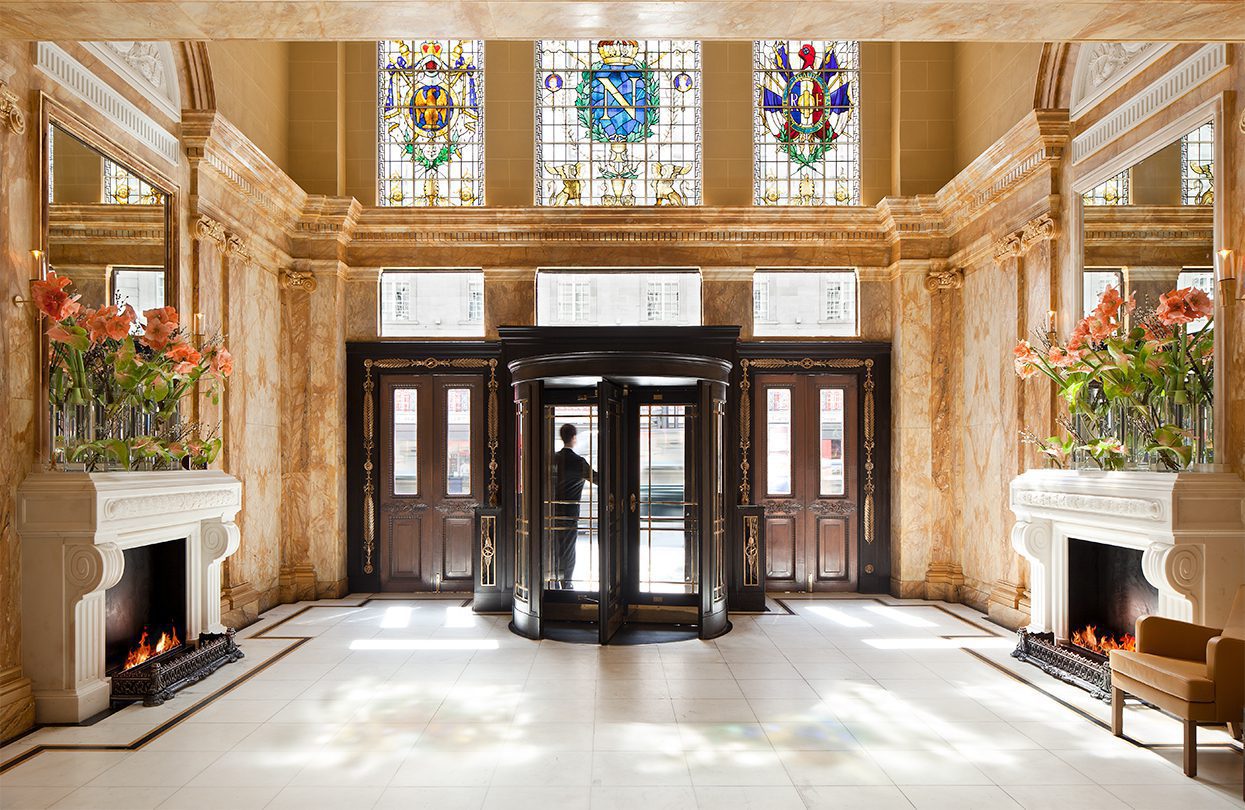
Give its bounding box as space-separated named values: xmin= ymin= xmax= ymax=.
xmin=754 ymin=373 xmax=859 ymax=591
xmin=378 ymin=374 xmax=483 ymax=591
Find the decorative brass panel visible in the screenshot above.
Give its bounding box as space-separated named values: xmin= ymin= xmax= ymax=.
xmin=361 ymin=357 xmax=498 ymax=575
xmin=479 ymin=513 xmax=497 ymax=588
xmin=739 ymin=357 xmax=876 ymax=545
xmin=743 ymin=514 xmax=760 ymax=588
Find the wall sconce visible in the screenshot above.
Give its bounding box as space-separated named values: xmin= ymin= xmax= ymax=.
xmin=1045 ymin=310 xmax=1057 ymax=341
xmin=193 ymin=312 xmax=205 ymax=341
xmin=1218 ymin=249 xmax=1244 ymax=304
xmin=12 ymin=249 xmax=45 ymax=306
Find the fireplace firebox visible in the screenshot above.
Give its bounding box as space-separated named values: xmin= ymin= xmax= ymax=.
xmin=1067 ymin=538 xmax=1158 ymax=650
xmin=106 ymin=540 xmax=187 ymax=674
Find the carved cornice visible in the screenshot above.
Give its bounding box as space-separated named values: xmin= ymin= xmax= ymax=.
xmin=281 ymin=269 xmax=318 ymax=292
xmin=1081 ymin=205 xmax=1213 ymax=245
xmin=1012 ymin=489 xmax=1162 ymax=520
xmin=49 ymin=204 xmax=164 ymax=244
xmin=103 ymin=488 xmax=241 ymax=521
xmin=0 ymin=78 xmax=25 ymax=135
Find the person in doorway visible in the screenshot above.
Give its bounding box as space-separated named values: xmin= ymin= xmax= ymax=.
xmin=552 ymin=423 xmax=595 ymax=589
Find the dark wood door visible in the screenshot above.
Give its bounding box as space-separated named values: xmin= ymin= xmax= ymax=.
xmin=598 ymin=380 xmax=626 ymax=642
xmin=754 ymin=373 xmax=859 ymax=592
xmin=378 ymin=374 xmax=483 ymax=591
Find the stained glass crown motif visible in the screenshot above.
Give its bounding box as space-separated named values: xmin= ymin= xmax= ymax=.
xmin=596 ymin=40 xmax=640 ymax=65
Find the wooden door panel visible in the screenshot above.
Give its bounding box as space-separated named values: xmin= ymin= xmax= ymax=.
xmin=815 ymin=517 xmax=848 ymax=580
xmin=765 ymin=517 xmax=797 ymax=581
xmin=388 ymin=515 xmax=424 ymax=580
xmin=441 ymin=514 xmax=475 ymax=580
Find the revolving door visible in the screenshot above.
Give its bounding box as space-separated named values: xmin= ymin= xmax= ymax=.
xmin=510 ymin=352 xmax=731 ymax=643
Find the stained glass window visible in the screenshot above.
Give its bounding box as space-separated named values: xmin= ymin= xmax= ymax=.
xmin=536 ymin=40 xmax=701 ymax=206
xmin=1082 ymin=170 xmax=1129 ymax=206
xmin=754 ymin=40 xmax=860 ymax=206
xmin=103 ymin=158 xmax=163 ymax=204
xmin=378 ymin=40 xmax=484 ymax=207
xmin=1180 ymin=122 xmax=1213 ymax=206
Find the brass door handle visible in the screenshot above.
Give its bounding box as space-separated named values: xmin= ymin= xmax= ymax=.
xmin=630 ymin=494 xmax=637 ymax=513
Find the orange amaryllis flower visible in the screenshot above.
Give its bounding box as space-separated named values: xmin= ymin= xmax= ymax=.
xmin=31 ymin=271 xmax=81 ymax=321
xmin=1047 ymin=346 xmax=1081 ymax=368
xmin=1013 ymin=339 xmax=1040 ymax=379
xmin=85 ymin=305 xmax=135 ymax=343
xmin=208 ymin=346 xmax=233 ymax=377
xmin=141 ymin=306 xmax=179 ymax=350
xmin=165 ymin=340 xmax=202 ymax=374
xmin=1155 ymin=287 xmax=1214 ymax=325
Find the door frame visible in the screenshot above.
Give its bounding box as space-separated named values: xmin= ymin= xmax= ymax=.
xmin=737 ymin=343 xmax=891 ymax=594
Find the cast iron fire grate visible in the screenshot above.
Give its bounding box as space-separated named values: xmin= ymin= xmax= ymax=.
xmin=110 ymin=628 xmax=245 ymax=708
xmin=1012 ymin=628 xmax=1113 ymax=702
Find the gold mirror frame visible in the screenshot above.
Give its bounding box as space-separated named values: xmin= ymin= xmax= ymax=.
xmin=1071 ymin=94 xmax=1226 ymax=466
xmin=37 ymin=93 xmax=181 ymax=466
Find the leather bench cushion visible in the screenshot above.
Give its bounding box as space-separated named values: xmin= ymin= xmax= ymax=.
xmin=1110 ymin=650 xmax=1214 ymax=703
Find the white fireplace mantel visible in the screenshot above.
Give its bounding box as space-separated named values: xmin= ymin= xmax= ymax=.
xmin=17 ymin=471 xmax=242 ymax=723
xmin=1010 ymin=469 xmax=1245 ymax=640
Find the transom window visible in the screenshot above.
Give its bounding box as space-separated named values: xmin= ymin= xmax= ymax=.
xmin=378 ymin=39 xmax=484 ymax=207
xmin=1180 ymin=121 xmax=1213 ymax=206
xmin=538 ymin=270 xmax=701 ymax=326
xmin=379 ymin=269 xmax=486 ymax=336
xmin=752 ymin=269 xmax=858 ymax=336
xmin=754 ymin=40 xmax=860 ymax=206
xmin=1082 ymin=169 xmax=1129 ymax=206
xmin=536 ymin=40 xmax=701 ymax=206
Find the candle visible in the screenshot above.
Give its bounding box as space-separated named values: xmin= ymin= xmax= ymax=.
xmin=1218 ymin=249 xmax=1236 ymax=281
xmin=1045 ymin=310 xmax=1057 ymax=333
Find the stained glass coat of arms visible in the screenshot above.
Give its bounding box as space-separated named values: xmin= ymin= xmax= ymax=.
xmin=378 ymin=40 xmax=483 ymax=207
xmin=754 ymin=40 xmax=860 ymax=206
xmin=537 ymin=40 xmax=701 ymax=206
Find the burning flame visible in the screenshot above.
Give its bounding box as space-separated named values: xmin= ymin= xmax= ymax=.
xmin=1071 ymin=624 xmax=1136 ymax=656
xmin=122 ymin=627 xmax=182 ymax=671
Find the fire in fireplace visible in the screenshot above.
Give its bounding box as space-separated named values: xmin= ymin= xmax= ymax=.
xmin=106 ymin=540 xmax=187 ymax=675
xmin=1067 ymin=538 xmax=1158 ymax=644
xmin=121 ymin=626 xmax=183 ymax=671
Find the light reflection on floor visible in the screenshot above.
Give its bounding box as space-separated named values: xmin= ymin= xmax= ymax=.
xmin=0 ymin=596 xmax=1240 ymax=809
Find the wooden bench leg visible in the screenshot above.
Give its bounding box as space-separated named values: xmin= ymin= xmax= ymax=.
xmin=1111 ymin=686 xmax=1124 ymax=737
xmin=1183 ymin=719 xmax=1197 ymax=777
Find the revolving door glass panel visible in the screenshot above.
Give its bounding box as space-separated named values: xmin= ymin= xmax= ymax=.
xmin=637 ymin=404 xmax=698 ymax=596
xmin=544 ymin=404 xmax=600 ymax=592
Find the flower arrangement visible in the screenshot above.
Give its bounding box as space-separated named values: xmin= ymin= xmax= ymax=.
xmin=1013 ymin=285 xmax=1213 ymax=471
xmin=32 ymin=271 xmax=232 ymax=470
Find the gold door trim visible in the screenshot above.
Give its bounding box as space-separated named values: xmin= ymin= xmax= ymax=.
xmin=362 ymin=357 xmax=498 ymax=575
xmin=739 ymin=357 xmax=875 ymax=545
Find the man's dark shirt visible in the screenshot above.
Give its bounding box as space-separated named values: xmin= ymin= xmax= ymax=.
xmin=554 ymin=446 xmax=590 ymax=506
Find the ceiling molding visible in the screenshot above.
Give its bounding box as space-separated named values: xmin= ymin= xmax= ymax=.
xmin=36 ymin=41 xmax=179 ymax=165
xmin=2 ymin=3 xmax=1245 ymax=41
xmin=1072 ymin=43 xmax=1227 ymax=163
xmin=80 ymin=41 xmax=181 ymax=122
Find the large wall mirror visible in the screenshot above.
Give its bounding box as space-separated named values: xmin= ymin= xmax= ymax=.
xmin=42 ymin=106 xmax=177 ymax=319
xmin=1076 ymin=113 xmax=1220 ymax=464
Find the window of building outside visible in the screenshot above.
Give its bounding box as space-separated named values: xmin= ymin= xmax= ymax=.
xmin=1083 ymin=268 xmax=1124 ymax=315
xmin=537 ymin=270 xmax=701 ymax=326
xmin=380 ymin=269 xmax=486 ymax=336
xmin=751 ymin=270 xmax=858 ymax=336
xmin=110 ymin=267 xmax=165 ymax=333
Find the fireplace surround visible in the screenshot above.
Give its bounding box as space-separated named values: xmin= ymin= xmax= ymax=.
xmin=1010 ymin=469 xmax=1245 ymax=639
xmin=17 ymin=471 xmax=242 ymax=723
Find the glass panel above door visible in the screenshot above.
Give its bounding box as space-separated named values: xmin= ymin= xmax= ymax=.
xmin=535 ymin=270 xmax=702 ymax=326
